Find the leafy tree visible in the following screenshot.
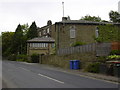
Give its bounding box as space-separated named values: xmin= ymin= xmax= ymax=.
xmin=21 ymin=23 xmax=29 ymax=35
xmin=27 ymin=21 xmax=38 ymax=40
xmin=80 ymin=15 xmax=101 ymax=22
xmin=21 ymin=24 xmax=29 ymax=54
xmin=2 ymin=32 xmax=14 ymax=56
xmin=109 ymin=10 xmax=120 ymax=23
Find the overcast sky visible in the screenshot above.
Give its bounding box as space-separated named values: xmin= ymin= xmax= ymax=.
xmin=0 ymin=0 xmax=119 ymax=33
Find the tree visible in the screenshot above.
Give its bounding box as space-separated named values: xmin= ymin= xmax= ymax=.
xmin=11 ymin=24 xmax=23 ymax=54
xmin=27 ymin=21 xmax=38 ymax=40
xmin=2 ymin=32 xmax=14 ymax=56
xmin=21 ymin=23 xmax=29 ymax=35
xmin=21 ymin=24 xmax=29 ymax=54
xmin=80 ymin=15 xmax=101 ymax=22
xmin=109 ymin=10 xmax=120 ymax=23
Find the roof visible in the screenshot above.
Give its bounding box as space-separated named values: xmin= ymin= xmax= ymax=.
xmin=55 ymin=20 xmax=120 ymax=25
xmin=27 ymin=37 xmax=55 ymax=43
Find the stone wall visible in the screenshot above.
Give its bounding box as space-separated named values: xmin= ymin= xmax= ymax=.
xmin=41 ymin=52 xmax=96 ymax=69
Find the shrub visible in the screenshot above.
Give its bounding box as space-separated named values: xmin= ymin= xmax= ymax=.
xmin=110 ymin=50 xmax=120 ymax=55
xmin=16 ymin=54 xmax=28 ymax=62
xmin=85 ymin=62 xmax=100 ymax=73
xmin=71 ymin=41 xmax=86 ymax=47
xmin=94 ymin=37 xmax=103 ymax=43
xmin=31 ymin=54 xmax=39 ymax=63
xmin=106 ymin=55 xmax=120 ymax=60
xmin=97 ymin=56 xmax=107 ymax=63
xmin=8 ymin=54 xmax=16 ymax=61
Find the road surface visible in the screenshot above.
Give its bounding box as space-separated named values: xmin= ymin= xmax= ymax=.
xmin=2 ymin=60 xmax=119 ymax=88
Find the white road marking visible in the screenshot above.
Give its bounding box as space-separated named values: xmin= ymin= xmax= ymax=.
xmin=19 ymin=67 xmax=30 ymax=72
xmin=59 ymin=71 xmax=119 ymax=84
xmin=38 ymin=73 xmax=64 ymax=84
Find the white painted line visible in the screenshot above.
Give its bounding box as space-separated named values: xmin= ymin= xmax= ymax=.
xmin=38 ymin=73 xmax=64 ymax=84
xmin=59 ymin=70 xmax=119 ymax=84
xmin=19 ymin=67 xmax=30 ymax=72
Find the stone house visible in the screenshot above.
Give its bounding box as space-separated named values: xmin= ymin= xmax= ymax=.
xmin=27 ymin=37 xmax=55 ymax=55
xmin=28 ymin=17 xmax=120 ymax=55
xmin=50 ymin=18 xmax=120 ymax=50
xmin=37 ymin=18 xmax=102 ymax=51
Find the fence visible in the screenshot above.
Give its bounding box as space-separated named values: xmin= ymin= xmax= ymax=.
xmin=57 ymin=43 xmax=111 ymax=56
xmin=96 ymin=43 xmax=111 ymax=56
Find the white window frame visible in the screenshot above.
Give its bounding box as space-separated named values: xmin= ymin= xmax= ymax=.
xmin=39 ymin=32 xmax=41 ymax=36
xmin=70 ymin=26 xmax=76 ymax=39
xmin=47 ymin=28 xmax=50 ymax=33
xmin=43 ymin=30 xmax=46 ymax=34
xmin=95 ymin=27 xmax=99 ymax=38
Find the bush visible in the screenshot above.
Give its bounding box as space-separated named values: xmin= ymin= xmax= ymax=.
xmin=97 ymin=56 xmax=107 ymax=63
xmin=8 ymin=54 xmax=16 ymax=61
xmin=110 ymin=50 xmax=120 ymax=55
xmin=16 ymin=54 xmax=28 ymax=62
xmin=31 ymin=54 xmax=39 ymax=63
xmin=85 ymin=62 xmax=100 ymax=73
xmin=106 ymin=55 xmax=120 ymax=60
xmin=71 ymin=41 xmax=86 ymax=47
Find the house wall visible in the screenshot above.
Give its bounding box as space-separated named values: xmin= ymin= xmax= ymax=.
xmin=28 ymin=48 xmax=49 ymax=55
xmin=55 ymin=24 xmax=97 ymax=49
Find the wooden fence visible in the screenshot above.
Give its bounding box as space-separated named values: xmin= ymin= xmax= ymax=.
xmin=57 ymin=43 xmax=111 ymax=56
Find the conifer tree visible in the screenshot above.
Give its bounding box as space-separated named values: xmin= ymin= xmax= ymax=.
xmin=11 ymin=24 xmax=23 ymax=54
xmin=27 ymin=21 xmax=38 ymax=39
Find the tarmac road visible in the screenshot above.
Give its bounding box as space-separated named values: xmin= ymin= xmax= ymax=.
xmin=2 ymin=60 xmax=119 ymax=88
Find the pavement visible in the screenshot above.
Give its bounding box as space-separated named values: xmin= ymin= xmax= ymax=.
xmin=30 ymin=63 xmax=120 ymax=84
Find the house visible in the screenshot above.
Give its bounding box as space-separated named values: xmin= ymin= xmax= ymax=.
xmin=37 ymin=18 xmax=102 ymax=51
xmin=27 ymin=37 xmax=55 ymax=55
xmin=27 ymin=17 xmax=120 ymax=55
xmin=37 ymin=20 xmax=52 ymax=38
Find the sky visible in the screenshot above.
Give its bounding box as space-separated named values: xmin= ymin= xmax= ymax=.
xmin=0 ymin=0 xmax=120 ymax=33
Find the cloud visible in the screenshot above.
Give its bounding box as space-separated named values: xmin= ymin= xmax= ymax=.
xmin=0 ymin=0 xmax=119 ymax=33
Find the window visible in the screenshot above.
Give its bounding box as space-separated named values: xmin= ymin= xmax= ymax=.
xmin=45 ymin=43 xmax=48 ymax=47
xmin=43 ymin=30 xmax=46 ymax=34
xmin=29 ymin=43 xmax=50 ymax=48
xmin=95 ymin=27 xmax=99 ymax=38
xmin=70 ymin=26 xmax=76 ymax=38
xmin=51 ymin=43 xmax=55 ymax=48
xmin=43 ymin=43 xmax=45 ymax=47
xmin=30 ymin=43 xmax=32 ymax=47
xmin=39 ymin=32 xmax=41 ymax=37
xmin=47 ymin=28 xmax=50 ymax=33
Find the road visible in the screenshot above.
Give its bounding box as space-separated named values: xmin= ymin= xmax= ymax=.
xmin=2 ymin=60 xmax=119 ymax=88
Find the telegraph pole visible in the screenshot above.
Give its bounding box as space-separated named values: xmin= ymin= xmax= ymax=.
xmin=62 ymin=2 xmax=64 ymax=17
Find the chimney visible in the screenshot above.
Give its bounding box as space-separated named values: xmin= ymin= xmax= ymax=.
xmin=62 ymin=17 xmax=68 ymax=21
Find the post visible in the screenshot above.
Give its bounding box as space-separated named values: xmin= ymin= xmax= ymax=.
xmin=62 ymin=2 xmax=64 ymax=17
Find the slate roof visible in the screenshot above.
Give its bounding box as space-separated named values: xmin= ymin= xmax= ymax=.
xmin=55 ymin=20 xmax=120 ymax=25
xmin=27 ymin=37 xmax=55 ymax=43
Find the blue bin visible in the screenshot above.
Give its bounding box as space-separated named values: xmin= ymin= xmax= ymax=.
xmin=70 ymin=60 xmax=74 ymax=69
xmin=73 ymin=60 xmax=80 ymax=69
xmin=70 ymin=60 xmax=80 ymax=70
